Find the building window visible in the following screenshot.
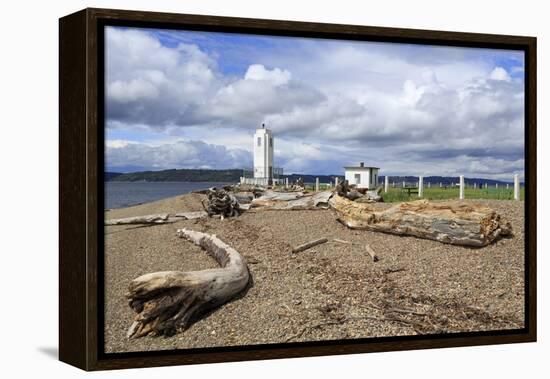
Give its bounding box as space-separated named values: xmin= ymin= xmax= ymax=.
xmin=257 ymin=137 xmax=261 ymax=146
xmin=269 ymin=137 xmax=273 ymax=147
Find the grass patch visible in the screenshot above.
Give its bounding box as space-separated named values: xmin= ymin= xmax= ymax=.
xmin=382 ymin=186 xmax=525 ymax=203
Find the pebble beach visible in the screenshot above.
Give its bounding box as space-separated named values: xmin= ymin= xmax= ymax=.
xmin=104 ymin=193 xmax=525 ymax=353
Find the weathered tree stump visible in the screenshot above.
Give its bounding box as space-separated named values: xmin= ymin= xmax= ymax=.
xmin=203 ymin=188 xmax=243 ymax=218
xmin=126 ymin=229 xmax=250 ymax=338
xmin=329 ymin=195 xmax=511 ymax=247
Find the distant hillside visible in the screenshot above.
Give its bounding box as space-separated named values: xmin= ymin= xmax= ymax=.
xmin=107 ymin=169 xmax=345 ymax=183
xmin=106 ymin=169 xmax=517 ymax=185
xmin=105 ymin=172 xmax=123 ymax=181
xmin=109 ymin=169 xmax=244 ymax=182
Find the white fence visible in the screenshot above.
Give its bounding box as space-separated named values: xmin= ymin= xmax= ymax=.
xmin=383 ymin=173 xmax=522 ymax=201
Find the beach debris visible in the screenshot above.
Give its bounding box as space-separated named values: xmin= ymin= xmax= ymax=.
xmin=203 ymin=188 xmax=244 ymax=218
xmin=335 ymin=180 xmax=363 ymax=201
xmin=256 ymin=190 xmax=305 ymax=201
xmin=293 ymin=177 xmax=305 ymax=191
xmin=335 ymin=180 xmax=349 ymax=197
xmin=126 ymin=228 xmax=250 ymax=338
xmin=365 ymin=244 xmax=379 ymax=262
xmin=333 ymin=238 xmax=352 ymax=244
xmin=336 ymin=180 xmax=383 ymax=203
xmin=237 ymin=203 xmax=252 ymax=211
xmin=232 ymin=192 xmax=255 ymax=204
xmin=329 ymin=195 xmax=512 ymax=247
xmin=105 ymin=211 xmax=209 ymax=225
xmin=283 ymin=314 xmax=391 ymax=343
xmin=252 ymin=191 xmax=333 ymax=210
xmin=105 ymin=213 xmax=172 ymax=225
xmin=346 ymin=190 xmax=363 ymax=201
xmin=356 ymin=187 xmax=383 ymax=203
xmin=383 ymin=267 xmax=406 ymax=274
xmin=291 ymin=237 xmax=329 ymax=254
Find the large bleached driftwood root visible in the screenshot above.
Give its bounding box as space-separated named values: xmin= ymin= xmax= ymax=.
xmin=329 ymin=195 xmax=511 ymax=247
xmin=126 ymin=228 xmax=250 ymax=338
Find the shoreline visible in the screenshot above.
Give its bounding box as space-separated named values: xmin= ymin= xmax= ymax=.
xmin=105 ymin=181 xmax=233 ymax=210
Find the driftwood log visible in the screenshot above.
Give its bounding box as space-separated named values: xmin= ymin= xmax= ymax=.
xmin=105 ymin=214 xmax=171 ymax=225
xmin=329 ymin=195 xmax=511 ymax=247
xmin=365 ymin=244 xmax=379 ymax=262
xmin=356 ymin=187 xmax=383 ymax=203
xmin=335 ymin=180 xmax=366 ymax=201
xmin=333 ymin=238 xmax=351 ymax=244
xmin=105 ymin=211 xmax=208 ymax=225
xmin=292 ymin=237 xmax=329 ymax=254
xmin=255 ymin=190 xmax=304 ymax=201
xmin=126 ymin=228 xmax=250 ymax=338
xmin=252 ymin=191 xmax=333 ymax=210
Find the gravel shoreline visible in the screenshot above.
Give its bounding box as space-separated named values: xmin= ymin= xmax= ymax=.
xmin=104 ymin=193 xmax=525 ymax=353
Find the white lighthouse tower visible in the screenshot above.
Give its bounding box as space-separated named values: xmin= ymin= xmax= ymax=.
xmin=253 ymin=124 xmax=274 ymax=184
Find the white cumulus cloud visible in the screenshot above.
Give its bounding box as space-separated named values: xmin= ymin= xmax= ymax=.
xmin=489 ymin=66 xmax=512 ymax=81
xmin=105 ymin=27 xmax=525 ymax=179
xmin=244 ymin=64 xmax=291 ymax=86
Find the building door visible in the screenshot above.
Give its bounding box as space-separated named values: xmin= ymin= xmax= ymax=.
xmin=354 ymin=174 xmax=361 ymax=185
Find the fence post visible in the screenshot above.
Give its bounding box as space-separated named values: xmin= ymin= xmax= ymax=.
xmin=496 ymin=183 xmax=498 ymax=189
xmin=315 ymin=177 xmax=319 ymax=192
xmin=384 ymin=176 xmax=389 ymax=193
xmin=439 ymin=182 xmax=442 ymax=188
xmin=428 ymin=182 xmax=431 ymax=188
xmin=335 ymin=177 xmax=339 ymax=188
xmin=514 ymin=174 xmax=520 ymax=200
xmin=506 ymin=183 xmax=509 ymax=189
xmin=403 ymin=181 xmax=406 ymax=188
xmin=459 ymin=175 xmax=464 ymax=200
xmin=418 ymin=176 xmax=423 ymax=197
xmin=484 ymin=182 xmax=488 ymax=189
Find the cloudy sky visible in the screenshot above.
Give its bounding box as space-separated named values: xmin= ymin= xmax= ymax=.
xmin=105 ymin=26 xmax=525 ymax=180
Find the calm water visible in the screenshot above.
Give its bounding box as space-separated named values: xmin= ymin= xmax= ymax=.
xmin=105 ymin=181 xmax=231 ymax=209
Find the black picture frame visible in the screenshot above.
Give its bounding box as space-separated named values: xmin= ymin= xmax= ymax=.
xmin=59 ymin=7 xmax=537 ymax=371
